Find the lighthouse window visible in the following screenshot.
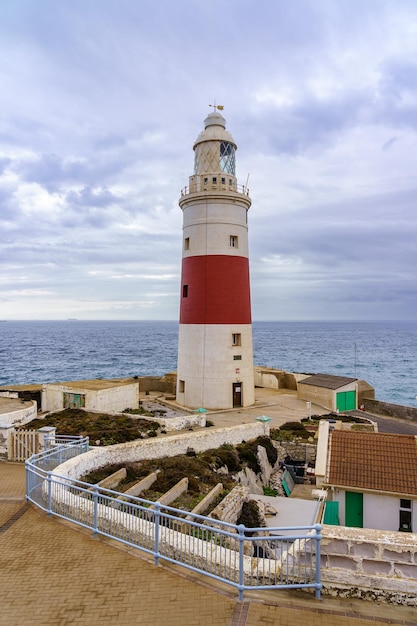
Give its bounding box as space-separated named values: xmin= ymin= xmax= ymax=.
xmin=232 ymin=333 xmax=241 ymax=346
xmin=233 ymin=355 xmax=242 ymax=361
xmin=184 ymin=237 xmax=190 ymax=250
xmin=220 ymin=141 xmax=236 ymax=175
xmin=221 ymin=177 xmax=226 ymax=185
xmin=182 ymin=284 xmax=188 ymax=298
xmin=230 ymin=235 xmax=238 ymax=248
xmin=212 ymin=177 xmax=217 ymax=184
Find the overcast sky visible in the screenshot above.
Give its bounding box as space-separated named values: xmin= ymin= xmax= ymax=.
xmin=1 ymin=0 xmax=417 ymax=321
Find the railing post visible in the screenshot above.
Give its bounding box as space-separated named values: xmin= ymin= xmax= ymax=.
xmin=93 ymin=485 xmax=99 ymax=537
xmin=47 ymin=472 xmax=53 ymax=515
xmin=314 ymin=524 xmax=322 ymax=600
xmin=237 ymin=524 xmax=246 ymax=601
xmin=154 ymin=501 xmax=161 ymax=566
xmin=25 ymin=460 xmax=30 ymax=501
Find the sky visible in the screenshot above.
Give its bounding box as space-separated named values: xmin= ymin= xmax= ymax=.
xmin=1 ymin=0 xmax=417 ymax=321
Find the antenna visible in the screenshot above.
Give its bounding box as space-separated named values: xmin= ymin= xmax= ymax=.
xmin=354 ymin=342 xmax=357 ymax=378
xmin=245 ymin=173 xmax=250 ymax=191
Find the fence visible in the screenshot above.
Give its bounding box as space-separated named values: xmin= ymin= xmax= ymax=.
xmin=26 ymin=438 xmax=322 ymax=601
xmin=11 ymin=429 xmax=40 ymax=461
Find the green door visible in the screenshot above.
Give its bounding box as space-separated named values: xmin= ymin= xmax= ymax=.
xmin=345 ymin=491 xmax=363 ymax=527
xmin=336 ymin=390 xmax=356 ymax=412
xmin=323 ymin=501 xmax=340 ymax=525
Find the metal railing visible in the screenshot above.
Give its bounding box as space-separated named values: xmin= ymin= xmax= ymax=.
xmin=180 ymin=182 xmax=250 ymax=197
xmin=26 ymin=439 xmax=322 ymax=600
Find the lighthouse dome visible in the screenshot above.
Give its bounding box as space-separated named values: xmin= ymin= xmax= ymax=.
xmin=193 ymin=112 xmax=237 ymax=150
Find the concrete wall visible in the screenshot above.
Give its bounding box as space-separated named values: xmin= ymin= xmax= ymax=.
xmin=363 ymin=398 xmax=417 ymax=422
xmin=254 ymin=368 xmax=305 ymax=391
xmin=139 ymin=375 xmax=176 ymax=395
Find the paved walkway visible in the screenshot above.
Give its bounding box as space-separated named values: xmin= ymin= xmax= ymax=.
xmin=1 ymin=463 xmax=416 ymax=625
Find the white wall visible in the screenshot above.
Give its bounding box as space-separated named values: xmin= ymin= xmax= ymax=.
xmin=332 ymin=489 xmax=415 ymax=532
xmin=0 ymin=400 xmax=37 ymax=428
xmin=89 ymin=385 xmax=139 ymax=412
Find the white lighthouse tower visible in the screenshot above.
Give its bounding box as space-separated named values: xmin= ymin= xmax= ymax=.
xmin=176 ymin=108 xmax=254 ymax=410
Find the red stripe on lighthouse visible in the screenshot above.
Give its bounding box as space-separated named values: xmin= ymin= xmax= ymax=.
xmin=180 ymin=255 xmax=252 ymax=324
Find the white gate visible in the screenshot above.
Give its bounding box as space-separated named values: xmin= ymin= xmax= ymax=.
xmin=10 ymin=430 xmax=40 ymax=461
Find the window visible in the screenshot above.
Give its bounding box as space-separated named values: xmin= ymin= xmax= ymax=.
xmin=212 ymin=177 xmax=217 ymax=184
xmin=221 ymin=177 xmax=226 ymax=185
xmin=232 ymin=333 xmax=241 ymax=346
xmin=184 ymin=237 xmax=190 ymax=251
xmin=220 ymin=141 xmax=236 ymax=174
xmin=233 ymin=355 xmax=242 ymax=360
xmin=179 ymin=380 xmax=185 ymax=393
xmin=399 ymin=499 xmax=412 ymax=532
xmin=230 ymin=235 xmax=238 ymax=248
xmin=182 ymin=284 xmax=188 ymax=298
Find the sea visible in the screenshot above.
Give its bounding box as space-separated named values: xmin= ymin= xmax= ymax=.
xmin=0 ymin=320 xmax=416 ymax=408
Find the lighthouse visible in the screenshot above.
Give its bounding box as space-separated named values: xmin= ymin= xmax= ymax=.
xmin=176 ymin=108 xmax=254 ymax=410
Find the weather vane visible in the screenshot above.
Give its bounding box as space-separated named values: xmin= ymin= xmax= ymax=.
xmin=209 ymin=100 xmax=224 ymax=111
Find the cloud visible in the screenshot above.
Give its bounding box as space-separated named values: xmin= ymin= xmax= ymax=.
xmin=1 ymin=0 xmax=417 ymax=320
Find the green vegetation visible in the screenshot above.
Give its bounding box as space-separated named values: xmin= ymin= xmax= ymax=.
xmin=270 ymin=421 xmax=310 ymax=441
xmin=21 ymin=408 xmax=161 ymax=445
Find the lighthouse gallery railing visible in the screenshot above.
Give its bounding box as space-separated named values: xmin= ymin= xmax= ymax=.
xmin=26 ymin=438 xmax=322 ymax=601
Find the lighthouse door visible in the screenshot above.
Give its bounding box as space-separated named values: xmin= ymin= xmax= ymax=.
xmin=232 ymin=383 xmax=242 ymax=408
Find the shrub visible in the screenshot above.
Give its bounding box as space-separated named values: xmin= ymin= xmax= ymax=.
xmin=237 ymin=500 xmax=263 ymax=533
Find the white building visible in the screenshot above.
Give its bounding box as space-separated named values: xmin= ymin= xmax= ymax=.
xmin=42 ymin=379 xmax=139 ymax=414
xmin=316 ymin=421 xmax=417 ymax=532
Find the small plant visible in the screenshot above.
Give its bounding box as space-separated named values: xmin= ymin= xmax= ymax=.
xmin=263 ymin=486 xmax=278 ymax=497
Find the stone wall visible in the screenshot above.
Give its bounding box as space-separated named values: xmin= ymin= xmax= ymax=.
xmin=209 ymin=485 xmax=250 ymax=524
xmin=57 ymin=422 xmax=267 ymax=480
xmin=319 ymin=525 xmax=417 ymax=605
xmin=274 ymin=441 xmax=317 ymax=464
xmin=363 ymin=398 xmax=417 ymax=422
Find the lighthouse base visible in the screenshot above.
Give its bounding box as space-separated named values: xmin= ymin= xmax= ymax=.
xmin=176 ymin=324 xmax=255 ymax=410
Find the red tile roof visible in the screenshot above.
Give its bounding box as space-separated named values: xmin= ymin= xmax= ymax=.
xmin=327 ymin=430 xmax=417 ymax=496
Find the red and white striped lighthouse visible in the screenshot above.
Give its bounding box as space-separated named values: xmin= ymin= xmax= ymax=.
xmin=176 ymin=109 xmax=254 ymax=409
